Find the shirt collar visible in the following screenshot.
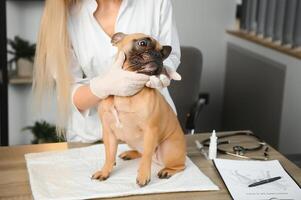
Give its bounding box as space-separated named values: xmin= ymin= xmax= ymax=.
xmin=86 ymin=0 xmax=128 ymax=16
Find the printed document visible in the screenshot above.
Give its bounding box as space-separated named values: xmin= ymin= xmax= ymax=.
xmin=213 ymin=159 xmax=301 ymax=200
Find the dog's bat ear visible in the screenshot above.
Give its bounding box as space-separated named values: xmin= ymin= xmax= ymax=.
xmin=111 ymin=32 xmax=126 ymax=45
xmin=161 ymin=46 xmax=172 ymax=60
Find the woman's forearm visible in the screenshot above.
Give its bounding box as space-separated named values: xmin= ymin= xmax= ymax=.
xmin=73 ymin=85 xmax=100 ymax=112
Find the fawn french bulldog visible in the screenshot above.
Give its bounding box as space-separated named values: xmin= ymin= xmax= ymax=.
xmin=91 ymin=32 xmax=186 ymax=187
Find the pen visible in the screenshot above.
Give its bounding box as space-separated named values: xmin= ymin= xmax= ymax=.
xmin=248 ymin=176 xmax=282 ymax=187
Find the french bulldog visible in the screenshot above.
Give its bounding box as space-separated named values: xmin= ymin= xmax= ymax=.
xmin=91 ymin=32 xmax=186 ymax=187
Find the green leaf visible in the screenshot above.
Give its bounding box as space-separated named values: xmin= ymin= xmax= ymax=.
xmin=7 ymin=36 xmax=36 ymax=62
xmin=22 ymin=120 xmax=66 ymax=144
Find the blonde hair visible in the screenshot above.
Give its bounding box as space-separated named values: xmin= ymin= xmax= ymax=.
xmin=33 ymin=0 xmax=79 ymax=136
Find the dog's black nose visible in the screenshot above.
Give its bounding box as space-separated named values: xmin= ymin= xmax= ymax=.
xmin=148 ymin=50 xmax=162 ymax=59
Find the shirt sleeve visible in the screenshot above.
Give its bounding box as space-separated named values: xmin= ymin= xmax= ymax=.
xmin=159 ymin=0 xmax=181 ymax=71
xmin=69 ymin=48 xmax=90 ymax=118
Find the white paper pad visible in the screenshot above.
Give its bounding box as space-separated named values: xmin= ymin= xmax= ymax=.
xmin=214 ymin=159 xmax=301 ymax=200
xmin=25 ymin=144 xmax=219 ymax=200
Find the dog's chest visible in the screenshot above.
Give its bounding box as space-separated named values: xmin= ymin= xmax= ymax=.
xmin=108 ymin=105 xmax=145 ymax=147
xmin=101 ymin=88 xmax=155 ymax=149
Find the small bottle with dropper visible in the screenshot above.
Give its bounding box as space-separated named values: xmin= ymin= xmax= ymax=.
xmin=208 ymin=130 xmax=217 ymax=160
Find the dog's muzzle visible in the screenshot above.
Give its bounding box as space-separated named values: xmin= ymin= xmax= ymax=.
xmin=127 ymin=50 xmax=163 ymax=76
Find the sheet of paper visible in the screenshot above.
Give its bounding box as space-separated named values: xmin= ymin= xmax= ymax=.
xmin=214 ymin=159 xmax=301 ymax=200
xmin=25 ymin=144 xmax=219 ymax=200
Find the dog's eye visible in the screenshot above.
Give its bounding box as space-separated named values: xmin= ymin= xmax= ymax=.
xmin=138 ymin=40 xmax=148 ymax=47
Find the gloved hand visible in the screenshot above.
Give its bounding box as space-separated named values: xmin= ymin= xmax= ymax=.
xmin=146 ymin=66 xmax=181 ymax=89
xmin=90 ymin=52 xmax=149 ymax=99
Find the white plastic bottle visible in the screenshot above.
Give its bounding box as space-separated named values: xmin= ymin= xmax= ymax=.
xmin=208 ymin=130 xmax=217 ymax=160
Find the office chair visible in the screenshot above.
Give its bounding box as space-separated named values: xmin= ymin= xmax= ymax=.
xmin=168 ymin=46 xmax=208 ymax=134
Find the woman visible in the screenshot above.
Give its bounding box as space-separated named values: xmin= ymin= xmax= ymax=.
xmin=33 ymin=0 xmax=181 ymax=142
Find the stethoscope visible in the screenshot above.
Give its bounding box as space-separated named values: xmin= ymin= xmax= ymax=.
xmin=201 ymin=131 xmax=269 ymax=160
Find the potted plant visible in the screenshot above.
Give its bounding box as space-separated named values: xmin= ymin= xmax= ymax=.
xmin=22 ymin=120 xmax=65 ymax=144
xmin=7 ymin=36 xmax=36 ymax=78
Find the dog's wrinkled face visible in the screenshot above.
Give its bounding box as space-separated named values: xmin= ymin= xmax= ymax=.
xmin=111 ymin=32 xmax=172 ymax=76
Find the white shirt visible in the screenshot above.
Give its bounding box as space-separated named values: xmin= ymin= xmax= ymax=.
xmin=67 ymin=0 xmax=181 ymax=142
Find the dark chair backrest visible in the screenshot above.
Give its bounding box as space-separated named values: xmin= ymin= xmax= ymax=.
xmin=168 ymin=46 xmax=203 ymax=132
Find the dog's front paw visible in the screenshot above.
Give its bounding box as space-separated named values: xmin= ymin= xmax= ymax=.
xmin=91 ymin=170 xmax=110 ymax=181
xmin=136 ymin=170 xmax=151 ymax=187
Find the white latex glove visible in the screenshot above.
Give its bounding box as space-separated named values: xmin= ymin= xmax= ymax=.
xmin=146 ymin=66 xmax=181 ymax=89
xmin=90 ymin=52 xmax=149 ymax=99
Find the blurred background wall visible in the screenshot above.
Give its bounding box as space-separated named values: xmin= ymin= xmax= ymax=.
xmin=173 ymin=0 xmax=236 ymax=132
xmin=7 ymin=1 xmax=55 ymax=145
